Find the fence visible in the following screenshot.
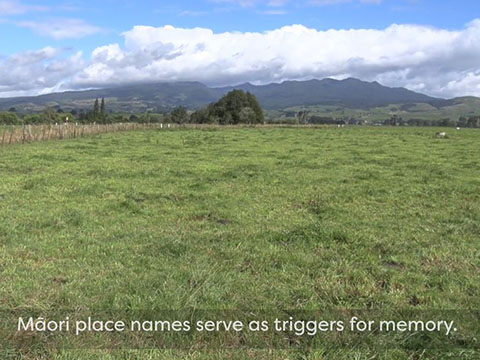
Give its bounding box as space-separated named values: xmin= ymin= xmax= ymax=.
xmin=0 ymin=123 xmax=338 ymax=146
xmin=0 ymin=123 xmax=174 ymax=146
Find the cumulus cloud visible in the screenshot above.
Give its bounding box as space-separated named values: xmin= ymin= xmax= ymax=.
xmin=0 ymin=47 xmax=84 ymax=97
xmin=69 ymin=20 xmax=480 ymax=98
xmin=1 ymin=20 xmax=480 ymax=98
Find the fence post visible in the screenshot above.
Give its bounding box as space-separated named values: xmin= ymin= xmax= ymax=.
xmin=26 ymin=125 xmax=32 ymax=142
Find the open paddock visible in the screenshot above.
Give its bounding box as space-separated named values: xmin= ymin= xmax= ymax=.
xmin=0 ymin=126 xmax=479 ymax=359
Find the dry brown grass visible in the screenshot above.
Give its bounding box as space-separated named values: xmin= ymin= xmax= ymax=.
xmin=0 ymin=123 xmax=166 ymax=145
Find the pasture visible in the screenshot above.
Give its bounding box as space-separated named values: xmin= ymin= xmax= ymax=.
xmin=0 ymin=126 xmax=479 ymax=359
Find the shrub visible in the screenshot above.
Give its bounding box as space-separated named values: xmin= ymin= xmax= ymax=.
xmin=0 ymin=112 xmax=19 ymax=125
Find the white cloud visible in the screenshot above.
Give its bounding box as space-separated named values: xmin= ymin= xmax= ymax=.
xmin=69 ymin=20 xmax=480 ymax=98
xmin=0 ymin=47 xmax=84 ymax=97
xmin=0 ymin=1 xmax=101 ymax=40
xmin=16 ymin=18 xmax=102 ymax=39
xmin=1 ymin=20 xmax=480 ymax=98
xmin=0 ymin=0 xmax=47 ymax=15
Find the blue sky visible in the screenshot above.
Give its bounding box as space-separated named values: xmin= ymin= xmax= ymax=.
xmin=1 ymin=0 xmax=480 ymax=97
xmin=1 ymin=0 xmax=479 ymax=55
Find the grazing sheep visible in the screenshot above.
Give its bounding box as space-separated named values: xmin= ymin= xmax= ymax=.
xmin=436 ymin=132 xmax=446 ymax=138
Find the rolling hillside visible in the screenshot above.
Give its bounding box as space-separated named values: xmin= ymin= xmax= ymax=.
xmin=0 ymin=78 xmax=467 ymax=114
xmin=230 ymin=78 xmax=445 ymax=109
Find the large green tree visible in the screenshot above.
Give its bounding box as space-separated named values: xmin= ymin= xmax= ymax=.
xmin=191 ymin=90 xmax=264 ymax=125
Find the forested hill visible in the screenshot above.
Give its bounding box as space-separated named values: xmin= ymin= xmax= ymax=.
xmin=0 ymin=78 xmax=465 ymax=113
xmin=230 ymin=78 xmax=445 ymax=109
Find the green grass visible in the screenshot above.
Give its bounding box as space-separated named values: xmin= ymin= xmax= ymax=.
xmin=1 ymin=127 xmax=479 ymax=359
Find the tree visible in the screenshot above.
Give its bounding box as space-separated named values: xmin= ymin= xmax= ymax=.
xmin=23 ymin=113 xmax=46 ymax=125
xmin=192 ymin=90 xmax=264 ymax=125
xmin=93 ymin=98 xmax=99 ymax=120
xmin=0 ymin=112 xmax=19 ymax=125
xmin=309 ymin=116 xmax=336 ymax=125
xmin=100 ymin=97 xmax=106 ymax=122
xmin=458 ymin=116 xmax=467 ymax=128
xmin=386 ymin=114 xmax=402 ymax=126
xmin=190 ymin=107 xmax=214 ymax=124
xmin=239 ymin=107 xmax=256 ymax=124
xmin=170 ymin=106 xmax=189 ymax=124
xmin=246 ymin=92 xmax=264 ymax=123
xmin=42 ymin=107 xmax=58 ymax=123
xmin=296 ymin=110 xmax=310 ymax=125
xmin=439 ymin=118 xmax=455 ymax=127
xmin=77 ymin=109 xmax=87 ymax=123
xmin=467 ymin=116 xmax=479 ymax=128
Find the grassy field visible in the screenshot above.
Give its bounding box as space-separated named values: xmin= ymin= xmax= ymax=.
xmin=1 ymin=126 xmax=479 ymax=359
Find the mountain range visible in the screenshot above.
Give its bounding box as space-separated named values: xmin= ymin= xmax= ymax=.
xmin=0 ymin=78 xmax=478 ymax=118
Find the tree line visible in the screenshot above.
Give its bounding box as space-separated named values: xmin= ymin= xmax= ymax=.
xmin=381 ymin=115 xmax=480 ymax=128
xmin=1 ymin=91 xmax=479 ymax=127
xmin=0 ymin=98 xmax=166 ymax=125
xmin=0 ymin=98 xmax=107 ymax=125
xmin=0 ymin=90 xmax=264 ymax=126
